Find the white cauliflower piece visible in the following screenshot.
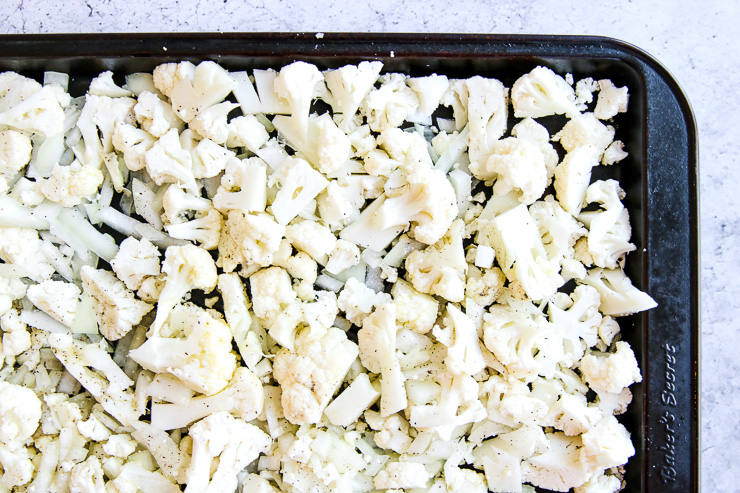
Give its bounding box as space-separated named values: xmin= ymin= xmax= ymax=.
xmin=188 ymin=101 xmax=238 ymax=144
xmin=0 ymin=227 xmax=54 ymax=282
xmin=273 ymin=326 xmax=358 ymax=424
xmin=149 ymin=244 xmax=218 ymax=336
xmin=212 ymin=157 xmax=267 ymax=214
xmin=434 ymin=304 xmax=486 ymax=375
xmin=324 ymin=61 xmax=383 ymax=131
xmin=390 ymin=279 xmax=438 ymax=334
xmin=374 ymin=461 xmax=430 ymax=490
xmin=594 ymin=79 xmax=629 ymax=120
xmin=285 ymin=219 xmax=337 ymax=266
xmin=133 ymin=90 xmax=184 ymax=138
xmin=168 ymin=61 xmax=236 ymax=123
xmin=512 ymin=117 xmax=559 ymax=181
xmin=273 ymin=61 xmax=324 ymax=141
xmin=0 ymin=72 xmax=68 ymax=137
xmin=479 ymin=204 xmax=564 ymax=301
xmin=144 ymin=128 xmax=197 ymax=193
xmin=102 ymin=434 xmax=138 ymax=458
xmin=0 ymin=443 xmax=34 ymax=488
xmin=191 ymin=138 xmax=235 ymax=179
xmin=602 ymin=140 xmax=629 ymax=166
xmin=579 ymin=267 xmax=658 ymax=316
xmin=110 ymin=237 xmax=162 ymax=291
xmin=74 ymin=94 xmax=136 ymax=168
xmin=523 ymin=432 xmax=591 ymax=491
xmin=80 ymin=266 xmax=153 ymax=341
xmin=68 ymin=456 xmax=106 ymax=493
xmin=470 ymin=136 xmax=547 ymax=205
xmin=0 ymin=129 xmax=32 ymax=174
xmin=0 ymin=277 xmax=26 ymax=318
xmin=112 ymin=122 xmax=156 ymax=172
xmin=183 ymin=411 xmax=271 ymax=493
xmin=465 ymin=76 xmax=508 ymax=170
xmin=89 ymin=70 xmax=131 ymax=97
xmin=41 ymin=162 xmax=104 ymax=207
xmin=325 ymin=239 xmax=360 ymax=275
xmin=405 ymin=219 xmax=467 ymax=302
xmin=549 ymin=392 xmax=602 ymax=437
xmin=553 ymin=112 xmax=615 ymax=154
xmin=553 ymin=144 xmax=602 ymax=215
xmin=407 ymin=74 xmax=450 ymax=117
xmin=511 ymin=66 xmax=579 ymax=118
xmin=269 ymin=157 xmax=328 ymax=225
xmin=226 ymin=114 xmax=270 ymax=152
xmin=0 ymin=310 xmax=31 ymax=359
xmin=465 ymin=265 xmax=506 ymax=307
xmin=530 ymin=194 xmax=588 ymax=267
xmin=580 ymin=415 xmax=635 ymax=473
xmin=358 ymin=303 xmax=408 ymax=416
xmin=249 ymin=266 xmax=297 ymax=326
xmin=217 ymin=211 xmax=285 ymax=272
xmin=548 ymin=285 xmax=603 ymax=366
xmin=361 ymin=73 xmax=419 ymax=132
xmin=129 ymin=303 xmax=237 ymax=395
xmin=337 ymin=277 xmax=392 ymax=326
xmin=268 ymin=290 xmax=338 ymax=351
xmin=0 ymin=381 xmax=41 ymax=448
xmin=578 ymin=179 xmax=636 ymax=269
xmin=26 ymin=279 xmax=81 ymax=327
xmin=579 ymin=341 xmax=642 ymax=394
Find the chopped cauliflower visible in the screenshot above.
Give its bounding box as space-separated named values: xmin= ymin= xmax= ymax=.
xmin=26 ymin=279 xmax=81 ymax=327
xmin=579 ymin=341 xmax=642 ymax=394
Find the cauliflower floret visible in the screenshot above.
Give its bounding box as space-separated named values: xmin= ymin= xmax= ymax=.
xmin=594 ymin=80 xmax=629 ymax=120
xmin=405 ymin=219 xmax=467 ymax=302
xmin=285 ymin=219 xmax=337 ymax=266
xmin=407 ymin=74 xmax=450 ymax=117
xmin=188 ymin=101 xmax=238 ymax=144
xmin=579 ymin=341 xmax=642 ymax=394
xmin=578 ymin=267 xmax=658 ymax=316
xmin=512 ymin=117 xmax=559 ymax=181
xmin=273 ymin=326 xmax=358 ymax=425
xmin=548 ymin=285 xmax=603 ymax=366
xmin=549 ymin=392 xmax=602 ymax=437
xmin=88 ymin=70 xmax=132 ymax=97
xmin=69 ymin=456 xmax=106 ymax=492
xmin=325 ymin=239 xmax=360 ymax=275
xmin=0 ymin=129 xmax=32 ymax=174
xmin=168 ymin=61 xmax=236 ymax=123
xmin=471 ymin=137 xmax=547 ymax=205
xmin=26 ymin=279 xmax=81 ymax=327
xmin=361 ymin=73 xmax=419 ymax=132
xmin=0 ymin=277 xmax=26 ymax=318
xmin=191 ymin=138 xmax=235 ymax=179
xmin=342 ymin=163 xmax=457 ymax=250
xmin=577 ymin=180 xmax=636 ymax=269
xmin=152 ymin=61 xmax=197 ymax=98
xmin=553 ymin=144 xmax=602 ymax=216
xmin=273 ymin=61 xmax=325 ymax=141
xmin=580 ymin=415 xmax=635 ymax=473
xmin=212 ymin=157 xmax=267 ymax=214
xmin=129 ymin=303 xmax=237 ymax=395
xmin=0 ymin=72 xmax=67 ymax=137
xmin=40 ymin=162 xmax=104 ymax=207
xmin=134 ymin=90 xmax=184 ymax=138
xmin=465 ymin=76 xmax=508 ymax=170
xmin=144 ymin=128 xmax=198 ymax=193
xmin=0 ymin=443 xmax=35 ymax=488
xmin=269 ymin=290 xmax=338 ymax=351
xmin=165 ymin=208 xmax=224 ymax=250
xmin=553 ymin=112 xmax=615 ymax=154
xmin=110 ymin=237 xmax=162 ymax=291
xmin=374 ymin=461 xmax=430 ymax=490
xmin=226 ymin=115 xmax=270 ymax=152
xmin=574 ymin=473 xmax=622 ymax=493
xmin=601 ymin=140 xmax=629 ymax=166
xmin=112 ymin=122 xmax=156 ymax=172
xmin=465 ymin=266 xmax=506 ymax=307
xmin=523 ymin=432 xmax=591 ymax=491
xmin=184 ymin=411 xmax=271 ymax=493
xmin=358 ymin=303 xmax=408 ymax=416
xmin=102 ymin=434 xmax=138 ymax=458
xmin=337 ymin=277 xmax=392 ymax=327
xmin=390 ymin=279 xmax=438 ymax=334
xmin=217 ymin=211 xmax=285 ymax=272
xmin=530 ymin=194 xmax=588 ymax=267
xmin=0 ymin=310 xmax=31 ymax=360
xmin=80 ymin=266 xmax=153 ymax=341
xmin=324 ymin=61 xmax=383 ymax=131
xmin=272 ymin=239 xmax=318 ymax=302
xmin=269 ymin=157 xmax=329 ymax=225
xmin=75 ymin=94 xmax=136 ymax=168
xmin=0 ymin=227 xmax=54 ymax=282
xmin=149 ymin=244 xmax=218 ymax=336
xmin=0 ymin=381 xmax=41 ymax=448
xmin=511 ymin=66 xmax=579 ymax=118
xmin=433 ymin=304 xmax=486 ymax=375
xmin=249 ymin=266 xmax=297 ymax=326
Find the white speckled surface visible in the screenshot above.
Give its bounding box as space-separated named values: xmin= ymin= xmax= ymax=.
xmin=1 ymin=0 xmax=735 ymax=490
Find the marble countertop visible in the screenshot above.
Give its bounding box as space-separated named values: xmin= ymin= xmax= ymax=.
xmin=1 ymin=0 xmax=734 ymax=490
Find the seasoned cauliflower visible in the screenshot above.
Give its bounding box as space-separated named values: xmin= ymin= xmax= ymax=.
xmin=579 ymin=341 xmax=642 ymax=394
xmin=26 ymin=279 xmax=81 ymax=327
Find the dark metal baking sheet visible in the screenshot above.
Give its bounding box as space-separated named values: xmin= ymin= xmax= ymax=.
xmin=0 ymin=33 xmax=699 ymax=492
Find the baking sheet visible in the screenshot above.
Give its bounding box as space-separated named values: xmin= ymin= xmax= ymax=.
xmin=0 ymin=32 xmax=699 ymax=492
